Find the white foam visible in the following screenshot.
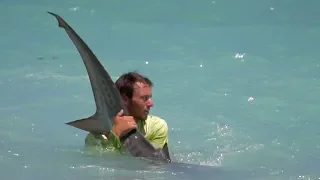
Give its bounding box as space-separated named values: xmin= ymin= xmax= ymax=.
xmin=69 ymin=6 xmax=79 ymax=12
xmin=248 ymin=96 xmax=254 ymax=102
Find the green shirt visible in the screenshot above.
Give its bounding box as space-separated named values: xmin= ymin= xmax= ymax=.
xmin=84 ymin=115 xmax=169 ymax=154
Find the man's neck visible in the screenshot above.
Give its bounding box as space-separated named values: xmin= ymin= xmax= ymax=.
xmin=134 ymin=118 xmax=140 ymax=123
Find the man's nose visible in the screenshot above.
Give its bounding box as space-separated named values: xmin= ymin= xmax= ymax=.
xmin=146 ymin=98 xmax=154 ymax=107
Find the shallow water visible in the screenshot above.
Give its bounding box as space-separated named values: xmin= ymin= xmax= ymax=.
xmin=1 ymin=0 xmax=320 ymax=179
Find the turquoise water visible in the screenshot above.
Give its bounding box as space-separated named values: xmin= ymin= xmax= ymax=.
xmin=1 ymin=0 xmax=320 ymax=179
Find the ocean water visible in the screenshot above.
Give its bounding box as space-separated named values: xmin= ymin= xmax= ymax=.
xmin=1 ymin=0 xmax=320 ymax=179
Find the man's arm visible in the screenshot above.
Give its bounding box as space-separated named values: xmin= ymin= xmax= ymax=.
xmin=84 ymin=132 xmax=124 ymax=152
xmin=146 ymin=116 xmax=171 ymax=161
xmin=148 ymin=118 xmax=169 ymax=149
xmin=85 ymin=133 xmax=104 ymax=147
xmin=116 ymin=116 xmax=171 ymax=162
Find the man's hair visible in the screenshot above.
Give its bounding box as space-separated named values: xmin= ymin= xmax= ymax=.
xmin=115 ymin=71 xmax=153 ymax=99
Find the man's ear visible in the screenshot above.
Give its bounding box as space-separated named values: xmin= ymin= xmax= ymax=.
xmin=121 ymin=94 xmax=130 ymax=105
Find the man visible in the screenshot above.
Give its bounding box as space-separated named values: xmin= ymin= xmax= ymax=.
xmin=85 ymin=71 xmax=170 ymax=155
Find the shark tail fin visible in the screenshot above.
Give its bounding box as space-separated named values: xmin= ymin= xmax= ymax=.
xmin=47 ymin=12 xmax=66 ymax=28
xmin=66 ymin=115 xmax=105 ymax=134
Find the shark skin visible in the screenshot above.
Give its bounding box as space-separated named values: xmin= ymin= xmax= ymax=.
xmin=47 ymin=12 xmax=171 ymax=163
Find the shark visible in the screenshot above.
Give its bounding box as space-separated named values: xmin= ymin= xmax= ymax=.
xmin=47 ymin=12 xmax=171 ymax=163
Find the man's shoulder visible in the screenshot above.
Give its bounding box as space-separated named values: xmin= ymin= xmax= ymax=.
xmin=145 ymin=115 xmax=169 ymax=147
xmin=146 ymin=115 xmax=168 ymax=133
xmin=147 ymin=115 xmax=168 ymax=126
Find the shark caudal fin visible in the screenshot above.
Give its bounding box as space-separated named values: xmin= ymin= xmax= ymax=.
xmin=48 ymin=12 xmax=128 ymax=134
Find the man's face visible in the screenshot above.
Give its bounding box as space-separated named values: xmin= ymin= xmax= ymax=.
xmin=126 ymin=82 xmax=154 ymax=120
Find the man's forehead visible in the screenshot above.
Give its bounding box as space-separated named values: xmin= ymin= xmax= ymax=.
xmin=132 ymin=81 xmax=152 ymax=95
xmin=133 ymin=81 xmax=150 ymax=89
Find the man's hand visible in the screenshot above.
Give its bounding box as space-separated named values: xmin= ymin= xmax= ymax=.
xmin=111 ymin=109 xmax=137 ymax=137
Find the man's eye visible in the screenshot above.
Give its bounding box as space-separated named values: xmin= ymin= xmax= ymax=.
xmin=141 ymin=95 xmax=150 ymax=101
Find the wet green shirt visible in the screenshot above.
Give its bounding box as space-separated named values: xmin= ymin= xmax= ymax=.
xmin=84 ymin=115 xmax=169 ymax=153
